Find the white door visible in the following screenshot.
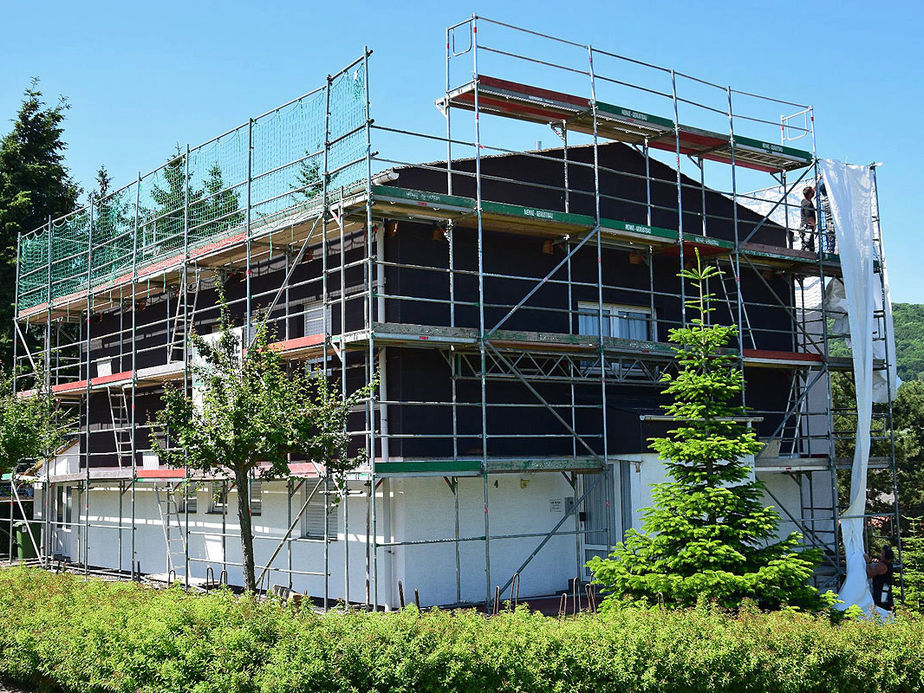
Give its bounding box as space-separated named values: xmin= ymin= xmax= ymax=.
xmin=579 ymin=462 xmax=631 ymax=580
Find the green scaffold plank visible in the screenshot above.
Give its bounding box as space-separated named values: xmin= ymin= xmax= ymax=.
xmin=480 ymin=200 xmax=596 ymax=227
xmin=733 ymin=135 xmax=812 ymax=164
xmin=595 ymin=102 xmax=675 ymax=131
xmin=371 ymin=185 xmax=476 ymax=211
xmin=376 ymin=460 xmax=483 ymax=475
xmin=601 ymin=218 xmax=678 ymax=243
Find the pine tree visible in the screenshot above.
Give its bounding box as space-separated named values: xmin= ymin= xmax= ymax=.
xmin=146 ymin=151 xmax=243 ymax=250
xmin=87 ymin=165 xmax=135 ymax=281
xmin=295 ymin=157 xmax=322 ymax=202
xmin=192 ymin=164 xmax=244 ymax=240
xmin=0 ymin=80 xmax=80 ymax=367
xmin=146 ymin=149 xmax=197 ymax=248
xmin=589 ymin=251 xmax=830 ymax=610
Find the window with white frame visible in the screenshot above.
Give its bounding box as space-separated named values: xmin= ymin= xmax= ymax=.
xmin=208 ymin=482 xmax=227 ymax=514
xmin=303 ymin=302 xmax=330 ymax=337
xmin=301 ymin=484 xmax=338 ymax=540
xmin=55 ymin=485 xmax=73 ymax=525
xmin=577 ymin=302 xmax=654 ymax=341
xmin=176 ymin=484 xmax=197 ymax=514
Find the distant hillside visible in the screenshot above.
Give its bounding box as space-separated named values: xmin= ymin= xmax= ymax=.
xmin=893 ymin=303 xmax=924 ymax=382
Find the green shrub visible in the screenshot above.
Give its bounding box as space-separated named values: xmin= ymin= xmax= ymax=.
xmin=1 ymin=567 xmax=924 ymax=692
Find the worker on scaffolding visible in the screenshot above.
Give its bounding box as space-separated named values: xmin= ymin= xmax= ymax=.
xmin=818 ymin=182 xmax=836 ymax=254
xmin=866 ymin=546 xmax=895 ymax=610
xmin=799 ymin=186 xmax=817 ymax=252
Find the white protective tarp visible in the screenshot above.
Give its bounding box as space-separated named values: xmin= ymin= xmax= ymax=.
xmin=817 ymin=160 xmax=878 ymax=613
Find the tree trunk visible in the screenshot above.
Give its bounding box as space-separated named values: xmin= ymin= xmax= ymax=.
xmin=235 ymin=467 xmax=257 ymax=592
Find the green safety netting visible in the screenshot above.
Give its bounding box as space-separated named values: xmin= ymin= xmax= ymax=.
xmin=17 ymin=62 xmax=368 ymax=312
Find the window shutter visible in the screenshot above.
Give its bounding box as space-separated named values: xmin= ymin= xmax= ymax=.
xmin=304 ymin=493 xmax=337 ymax=539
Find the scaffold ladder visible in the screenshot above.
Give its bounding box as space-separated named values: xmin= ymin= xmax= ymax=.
xmin=168 ymin=274 xmax=201 ymax=363
xmin=107 ymin=387 xmax=133 ymax=468
xmin=154 ymin=483 xmax=187 ymax=579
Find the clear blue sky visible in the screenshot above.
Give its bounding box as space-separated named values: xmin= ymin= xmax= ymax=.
xmin=3 ymin=1 xmax=922 ymax=300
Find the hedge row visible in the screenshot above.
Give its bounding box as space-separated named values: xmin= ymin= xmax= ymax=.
xmin=1 ymin=567 xmax=923 ymax=692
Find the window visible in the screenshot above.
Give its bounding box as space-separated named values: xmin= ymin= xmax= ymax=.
xmin=302 ymin=485 xmax=337 ymax=540
xmin=176 ymin=485 xmax=197 ymax=514
xmin=208 ymin=482 xmax=227 ymax=514
xmin=303 ymin=302 xmax=329 ymax=337
xmin=577 ymin=302 xmax=654 ymax=341
xmin=250 ymin=480 xmax=262 ymax=517
xmin=55 ymin=486 xmax=72 ymax=525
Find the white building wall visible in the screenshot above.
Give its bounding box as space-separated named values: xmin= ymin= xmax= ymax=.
xmin=388 ymin=473 xmax=580 ymax=607
xmin=31 ymin=450 xmax=810 ymax=607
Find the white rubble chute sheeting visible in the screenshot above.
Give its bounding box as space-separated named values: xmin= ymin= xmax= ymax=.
xmin=817 ymin=160 xmax=881 ymax=614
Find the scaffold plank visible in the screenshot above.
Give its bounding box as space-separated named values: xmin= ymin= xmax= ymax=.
xmin=16 ymin=184 xmax=837 ymax=322
xmin=375 ymin=455 xmax=602 ymax=476
xmin=440 ymin=75 xmax=813 ymax=173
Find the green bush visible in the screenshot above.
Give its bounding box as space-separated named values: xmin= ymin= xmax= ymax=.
xmin=2 ymin=567 xmax=924 ymax=692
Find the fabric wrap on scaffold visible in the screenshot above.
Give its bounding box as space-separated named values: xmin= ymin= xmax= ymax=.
xmin=818 ymin=159 xmax=880 ymax=614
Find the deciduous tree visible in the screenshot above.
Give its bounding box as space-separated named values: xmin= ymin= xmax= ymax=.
xmin=0 ymin=368 xmax=72 ymax=476
xmin=151 ymin=294 xmax=375 ymax=591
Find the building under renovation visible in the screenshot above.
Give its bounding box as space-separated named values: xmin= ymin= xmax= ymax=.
xmin=7 ymin=17 xmax=901 ymax=608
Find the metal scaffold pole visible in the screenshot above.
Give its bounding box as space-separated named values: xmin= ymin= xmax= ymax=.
xmin=183 ymin=145 xmax=191 ymax=589
xmin=131 ymin=173 xmax=140 ymax=580
xmin=671 ymin=70 xmax=687 ymax=328
xmin=361 ymin=47 xmax=379 ymax=610
xmin=588 ymin=45 xmax=612 ymax=556
xmin=9 ymin=232 xmax=22 ymax=563
xmin=43 ymin=215 xmax=52 ymax=565
xmin=726 ymin=86 xmax=746 ymax=408
xmin=321 ymin=72 xmax=332 ymax=611
xmin=871 ymin=162 xmax=904 ymax=600
xmin=85 ymin=200 xmax=96 ymax=577
xmin=809 ymin=109 xmax=843 ymax=582
xmin=470 ymin=14 xmax=492 ymax=608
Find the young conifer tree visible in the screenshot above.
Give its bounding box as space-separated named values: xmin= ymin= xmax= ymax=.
xmin=589 ymin=251 xmax=830 ymax=610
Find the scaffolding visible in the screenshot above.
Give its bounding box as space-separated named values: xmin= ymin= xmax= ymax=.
xmin=8 ymin=15 xmax=902 ymax=607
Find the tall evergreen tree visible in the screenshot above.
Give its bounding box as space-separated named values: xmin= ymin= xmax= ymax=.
xmin=589 ymin=252 xmax=830 ymax=610
xmin=147 ymin=149 xmax=196 ymax=248
xmin=89 ymin=165 xmax=136 ymax=279
xmin=192 ymin=164 xmax=244 ymax=239
xmin=146 ymin=151 xmax=243 ymax=249
xmin=0 ymin=80 xmax=80 ymax=367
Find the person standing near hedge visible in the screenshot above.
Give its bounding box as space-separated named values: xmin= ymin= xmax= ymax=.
xmin=867 ymin=546 xmax=895 ymax=610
